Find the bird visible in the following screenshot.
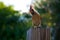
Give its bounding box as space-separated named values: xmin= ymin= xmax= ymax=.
xmin=29 ymin=5 xmax=42 ymax=28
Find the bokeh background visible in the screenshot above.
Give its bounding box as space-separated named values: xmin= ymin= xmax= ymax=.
xmin=0 ymin=0 xmax=60 ymax=40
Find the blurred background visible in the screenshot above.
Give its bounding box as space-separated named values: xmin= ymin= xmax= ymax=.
xmin=0 ymin=0 xmax=60 ymax=40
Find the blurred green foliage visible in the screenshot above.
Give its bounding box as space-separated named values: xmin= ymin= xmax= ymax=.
xmin=33 ymin=0 xmax=59 ymax=28
xmin=0 ymin=2 xmax=32 ymax=40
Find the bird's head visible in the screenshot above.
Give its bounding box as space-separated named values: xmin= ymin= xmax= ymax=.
xmin=29 ymin=5 xmax=35 ymax=15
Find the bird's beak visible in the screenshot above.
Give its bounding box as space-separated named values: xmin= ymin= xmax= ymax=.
xmin=28 ymin=11 xmax=32 ymax=16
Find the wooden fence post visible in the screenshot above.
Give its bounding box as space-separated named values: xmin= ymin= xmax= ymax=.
xmin=26 ymin=27 xmax=50 ymax=40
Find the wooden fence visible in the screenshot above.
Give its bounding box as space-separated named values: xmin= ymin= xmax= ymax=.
xmin=26 ymin=27 xmax=50 ymax=40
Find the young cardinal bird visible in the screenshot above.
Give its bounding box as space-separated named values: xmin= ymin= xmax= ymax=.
xmin=29 ymin=5 xmax=41 ymax=28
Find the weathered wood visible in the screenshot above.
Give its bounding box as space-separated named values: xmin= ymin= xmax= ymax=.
xmin=26 ymin=27 xmax=50 ymax=40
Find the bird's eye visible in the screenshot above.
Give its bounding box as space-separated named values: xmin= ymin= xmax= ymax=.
xmin=31 ymin=9 xmax=33 ymax=11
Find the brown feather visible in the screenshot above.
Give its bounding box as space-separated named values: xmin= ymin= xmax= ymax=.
xmin=29 ymin=5 xmax=41 ymax=27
